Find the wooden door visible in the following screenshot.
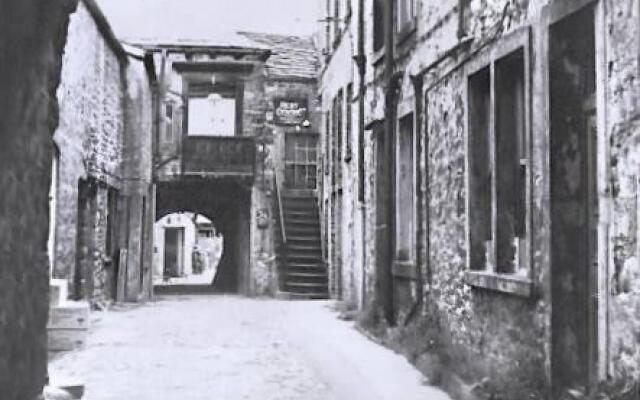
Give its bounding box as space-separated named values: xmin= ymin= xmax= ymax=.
xmin=164 ymin=228 xmax=182 ymax=278
xmin=374 ymin=121 xmax=394 ymax=323
xmin=549 ymin=5 xmax=598 ymax=394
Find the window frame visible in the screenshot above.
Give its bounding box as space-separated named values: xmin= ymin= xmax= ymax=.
xmin=463 ymin=26 xmax=533 ymax=297
xmin=394 ymin=111 xmax=417 ymax=267
xmin=345 ymin=83 xmax=353 ymax=162
xmin=395 ymin=0 xmax=417 ymax=43
xmin=182 ymin=79 xmax=243 ymax=138
xmin=372 ymin=0 xmax=385 ymax=55
xmin=333 ymin=0 xmax=342 ymax=48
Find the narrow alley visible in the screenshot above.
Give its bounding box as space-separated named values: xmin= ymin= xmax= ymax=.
xmin=48 ymin=296 xmax=450 ymax=400
xmin=2 ymin=0 xmax=640 ymax=399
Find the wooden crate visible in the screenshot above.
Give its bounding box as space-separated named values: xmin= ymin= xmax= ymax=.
xmin=47 ymin=302 xmax=89 ymax=352
xmin=47 ymin=329 xmax=87 ymax=351
xmin=48 ymin=304 xmax=89 ymax=330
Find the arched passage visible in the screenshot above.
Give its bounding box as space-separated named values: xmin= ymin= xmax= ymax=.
xmin=155 ymin=179 xmax=252 ymax=294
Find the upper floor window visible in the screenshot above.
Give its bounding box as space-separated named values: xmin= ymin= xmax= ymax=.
xmin=333 ymin=0 xmax=341 ymax=46
xmin=396 ymin=0 xmax=416 ymax=36
xmin=373 ymin=0 xmax=384 ymax=52
xmin=345 ymin=83 xmax=353 ymax=162
xmin=187 ymin=92 xmax=236 ymax=137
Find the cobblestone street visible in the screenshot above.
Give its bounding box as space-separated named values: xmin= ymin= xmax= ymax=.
xmin=49 ymin=296 xmax=450 ymax=400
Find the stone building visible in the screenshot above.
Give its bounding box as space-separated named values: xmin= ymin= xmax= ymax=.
xmin=137 ymin=31 xmax=322 ymax=296
xmin=50 ymin=0 xmax=156 ymax=306
xmin=318 ymin=0 xmax=640 ymax=397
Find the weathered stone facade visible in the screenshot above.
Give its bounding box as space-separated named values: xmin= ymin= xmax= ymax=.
xmin=0 ymin=0 xmax=77 ymax=398
xmin=52 ymin=0 xmax=155 ymax=305
xmin=144 ymin=32 xmax=318 ymax=296
xmin=319 ymin=0 xmax=640 ymax=397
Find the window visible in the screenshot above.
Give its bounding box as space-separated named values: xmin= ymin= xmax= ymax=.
xmin=373 ymin=0 xmax=384 ymax=52
xmin=164 ymin=102 xmax=173 ymax=143
xmin=396 ymin=113 xmax=415 ymax=261
xmin=396 ymin=0 xmax=416 ymax=35
xmin=333 ymin=0 xmax=341 ymax=46
xmin=466 ymin=27 xmax=531 ymax=292
xmin=325 ymin=0 xmax=332 ymax=55
xmin=325 ymin=107 xmax=331 ymax=176
xmin=187 ymin=94 xmax=236 ymax=136
xmin=332 ymin=90 xmax=344 ymax=189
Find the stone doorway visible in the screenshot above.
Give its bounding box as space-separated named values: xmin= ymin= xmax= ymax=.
xmin=549 ymin=3 xmax=599 ymax=395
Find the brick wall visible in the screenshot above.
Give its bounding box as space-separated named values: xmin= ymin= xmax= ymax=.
xmin=0 ymin=0 xmax=76 ymax=398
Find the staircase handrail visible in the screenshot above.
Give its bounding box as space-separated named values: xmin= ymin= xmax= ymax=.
xmin=275 ymin=168 xmax=287 ymax=244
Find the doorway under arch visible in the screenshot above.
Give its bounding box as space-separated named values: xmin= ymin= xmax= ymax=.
xmin=153 ymin=212 xmax=224 ymax=290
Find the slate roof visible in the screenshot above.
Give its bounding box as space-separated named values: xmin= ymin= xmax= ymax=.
xmin=237 ymin=32 xmax=318 ymax=80
xmin=126 ymin=32 xmax=270 ymax=52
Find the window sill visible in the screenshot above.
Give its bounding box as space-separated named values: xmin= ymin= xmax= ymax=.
xmin=392 ymin=260 xmax=419 ymax=280
xmin=464 ymin=270 xmax=533 ymax=298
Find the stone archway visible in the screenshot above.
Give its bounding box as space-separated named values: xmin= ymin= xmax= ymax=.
xmin=155 ymin=179 xmax=251 ymax=294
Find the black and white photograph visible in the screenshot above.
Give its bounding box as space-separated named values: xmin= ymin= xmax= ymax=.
xmin=1 ymin=0 xmax=639 ymax=399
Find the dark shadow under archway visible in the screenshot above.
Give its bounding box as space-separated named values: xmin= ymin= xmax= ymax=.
xmin=155 ymin=178 xmax=251 ymax=295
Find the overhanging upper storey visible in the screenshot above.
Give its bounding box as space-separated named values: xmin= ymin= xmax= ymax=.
xmin=147 ymin=40 xmax=268 ymax=183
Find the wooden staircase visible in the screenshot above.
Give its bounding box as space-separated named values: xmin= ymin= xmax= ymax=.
xmin=279 ymin=190 xmax=328 ymax=299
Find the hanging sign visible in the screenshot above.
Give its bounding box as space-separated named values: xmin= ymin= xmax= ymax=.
xmin=274 ymin=98 xmax=308 ymax=126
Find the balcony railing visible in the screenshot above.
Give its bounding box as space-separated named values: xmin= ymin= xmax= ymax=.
xmin=182 ymin=136 xmax=255 ymax=177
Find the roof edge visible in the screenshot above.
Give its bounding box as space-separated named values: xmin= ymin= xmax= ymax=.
xmin=81 ymin=0 xmax=128 ymax=64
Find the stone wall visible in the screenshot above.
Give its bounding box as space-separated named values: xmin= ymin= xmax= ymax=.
xmin=425 ymin=67 xmax=547 ymax=396
xmin=320 ymin=0 xmax=640 ymax=396
xmin=318 ymin=29 xmax=358 ymax=303
xmin=53 ymin=0 xmax=125 ymax=291
xmin=53 ymin=0 xmax=154 ymax=305
xmin=0 ymin=0 xmax=76 ymax=398
xmin=122 ymin=49 xmax=155 ymax=301
xmin=605 ymin=0 xmax=640 ymax=384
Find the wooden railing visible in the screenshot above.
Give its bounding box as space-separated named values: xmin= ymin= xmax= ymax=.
xmin=182 ymin=136 xmax=255 ymax=176
xmin=275 ymin=167 xmax=287 ymax=244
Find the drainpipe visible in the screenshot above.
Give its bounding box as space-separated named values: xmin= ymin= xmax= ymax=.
xmin=410 ymin=74 xmax=425 ymax=306
xmin=152 ymin=49 xmax=168 ymax=182
xmin=383 ymin=0 xmax=396 ymax=324
xmin=354 ymin=0 xmax=366 ymax=309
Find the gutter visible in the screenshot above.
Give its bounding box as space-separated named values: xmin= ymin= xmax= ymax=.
xmin=382 ymin=0 xmax=396 ymax=325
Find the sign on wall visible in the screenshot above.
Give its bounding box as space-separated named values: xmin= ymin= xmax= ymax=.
xmin=274 ymin=98 xmax=308 ymax=126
